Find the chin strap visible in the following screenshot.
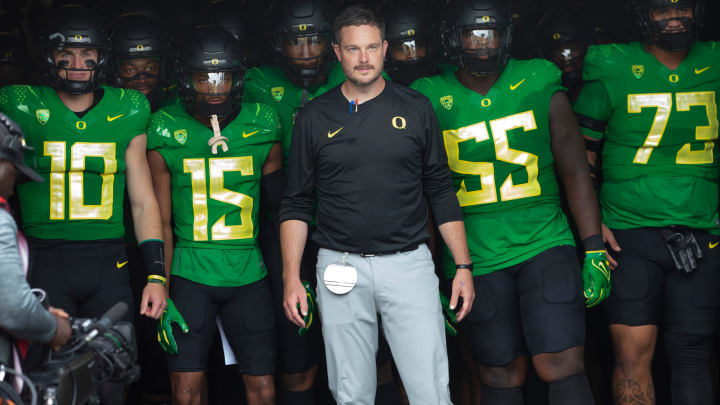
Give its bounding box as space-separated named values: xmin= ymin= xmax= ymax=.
xmin=208 ymin=114 xmax=229 ymax=155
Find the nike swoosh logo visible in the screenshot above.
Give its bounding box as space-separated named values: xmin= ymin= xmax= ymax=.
xmin=117 ymin=260 xmax=128 ymax=269
xmin=510 ymin=79 xmax=526 ymax=91
xmin=710 ymin=241 xmax=719 ymax=249
xmin=695 ymin=66 xmax=711 ymax=75
xmin=243 ymin=130 xmax=259 ymax=138
xmin=107 ymin=114 xmax=124 ymax=121
xmin=328 ymin=127 xmax=343 ymax=138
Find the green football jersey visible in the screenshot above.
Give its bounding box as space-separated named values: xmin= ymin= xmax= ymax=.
xmin=574 ymin=42 xmax=720 ymax=232
xmin=146 ymin=102 xmax=281 ymax=286
xmin=0 ymin=85 xmax=150 ymax=240
xmin=243 ymin=61 xmax=346 ymax=168
xmin=411 ymin=59 xmax=575 ymax=277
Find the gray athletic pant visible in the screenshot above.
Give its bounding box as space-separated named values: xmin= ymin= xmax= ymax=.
xmin=316 ymin=244 xmax=452 ymax=405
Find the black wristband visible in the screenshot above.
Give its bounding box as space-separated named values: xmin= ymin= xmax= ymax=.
xmin=456 ymin=263 xmax=473 ymax=272
xmin=582 ymin=234 xmax=605 ymax=252
xmin=139 ymin=239 xmax=166 ymax=278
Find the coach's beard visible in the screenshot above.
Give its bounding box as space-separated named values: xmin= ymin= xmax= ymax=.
xmin=349 ymin=64 xmax=382 ymax=87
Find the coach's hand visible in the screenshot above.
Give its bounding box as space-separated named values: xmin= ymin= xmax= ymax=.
xmin=450 ymin=268 xmax=474 ymax=322
xmin=284 ymin=277 xmax=308 ymax=328
xmin=141 ymin=282 xmax=167 ymax=319
xmin=582 ymin=250 xmax=611 ymax=308
xmin=157 ymin=298 xmax=188 ymax=356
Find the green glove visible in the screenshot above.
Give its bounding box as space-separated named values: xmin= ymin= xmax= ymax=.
xmin=298 ymin=281 xmax=316 ymax=336
xmin=440 ymin=291 xmax=458 ymax=336
xmin=582 ymin=250 xmax=611 ymax=308
xmin=157 ymin=298 xmax=189 ymax=355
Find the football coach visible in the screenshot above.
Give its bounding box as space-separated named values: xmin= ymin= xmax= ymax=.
xmin=278 ymin=5 xmax=474 ymax=405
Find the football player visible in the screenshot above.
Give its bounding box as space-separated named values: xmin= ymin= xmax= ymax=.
xmin=0 ymin=3 xmax=166 ymax=337
xmin=536 ymin=8 xmax=590 ymax=102
xmin=379 ymin=1 xmax=441 ymax=86
xmin=0 ymin=5 xmax=167 ymax=405
xmin=241 ymin=1 xmax=337 ymax=403
xmin=146 ymin=26 xmax=283 ymax=405
xmin=109 ymin=14 xmax=177 ymax=111
xmin=574 ymin=0 xmax=720 ymax=404
xmin=411 ymin=1 xmax=607 ymax=404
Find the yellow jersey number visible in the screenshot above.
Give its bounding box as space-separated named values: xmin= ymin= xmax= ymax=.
xmin=183 ymin=156 xmax=254 ymax=241
xmin=443 ymin=110 xmax=541 ymax=207
xmin=629 ymin=91 xmax=718 ymax=164
xmin=44 ymin=142 xmax=117 ymax=220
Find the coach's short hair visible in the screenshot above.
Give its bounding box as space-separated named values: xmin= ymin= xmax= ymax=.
xmin=333 ymin=4 xmax=385 ymax=43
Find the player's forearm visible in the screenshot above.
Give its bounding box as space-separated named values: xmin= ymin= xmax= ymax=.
xmin=563 ymin=171 xmax=602 ymax=240
xmin=280 ymin=220 xmax=309 ymax=282
xmin=131 ymin=197 xmax=163 ymax=241
xmin=162 ymin=224 xmax=174 ymax=281
xmin=437 ymin=220 xmax=471 ymax=265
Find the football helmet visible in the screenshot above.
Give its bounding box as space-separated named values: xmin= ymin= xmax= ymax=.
xmin=442 ymin=0 xmax=513 ymax=77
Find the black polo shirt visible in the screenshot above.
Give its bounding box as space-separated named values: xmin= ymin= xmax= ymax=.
xmin=278 ymin=80 xmax=461 ymax=254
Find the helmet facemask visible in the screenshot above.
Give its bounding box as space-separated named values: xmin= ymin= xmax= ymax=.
xmin=46 ymin=43 xmax=107 ymax=95
xmin=634 ymin=0 xmax=703 ymax=51
xmin=276 ymin=32 xmax=333 ymax=82
xmin=545 ymin=41 xmax=587 ymax=88
xmin=386 ymin=37 xmax=435 ymax=85
xmin=448 ymin=22 xmax=511 ymax=77
xmin=181 ymin=69 xmax=243 ymax=118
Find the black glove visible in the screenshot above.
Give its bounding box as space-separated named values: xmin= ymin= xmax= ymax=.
xmin=660 ymin=227 xmax=703 ymax=274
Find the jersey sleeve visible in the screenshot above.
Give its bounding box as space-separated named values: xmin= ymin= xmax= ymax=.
xmin=0 ymin=86 xmax=25 ymax=130
xmin=145 ymin=110 xmax=176 ymax=151
xmin=532 ymin=59 xmax=565 ymax=95
xmin=126 ymin=89 xmax=152 ymax=136
xmin=242 ymin=67 xmax=270 ymax=104
xmin=574 ymin=80 xmax=612 ymax=140
xmin=252 ymin=103 xmax=283 ymax=144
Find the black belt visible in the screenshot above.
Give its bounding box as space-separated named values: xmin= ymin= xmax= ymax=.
xmin=356 ymin=244 xmax=420 ymax=257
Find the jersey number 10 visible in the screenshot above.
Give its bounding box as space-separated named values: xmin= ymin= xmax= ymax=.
xmin=44 ymin=142 xmax=116 ymax=220
xmin=183 ymin=156 xmax=254 ymax=241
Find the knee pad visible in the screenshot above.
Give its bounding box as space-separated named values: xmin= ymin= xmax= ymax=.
xmin=664 ymin=332 xmax=713 ymax=405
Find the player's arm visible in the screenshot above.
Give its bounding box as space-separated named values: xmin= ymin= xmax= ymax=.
xmin=126 ymin=134 xmax=167 ymax=319
xmin=261 ymin=143 xmax=285 ymax=212
xmin=573 ymin=80 xmax=622 ymax=260
xmin=550 ymin=91 xmax=611 ymax=307
xmin=550 ymin=91 xmax=601 ymax=240
xmin=147 ymin=150 xmax=174 ymax=281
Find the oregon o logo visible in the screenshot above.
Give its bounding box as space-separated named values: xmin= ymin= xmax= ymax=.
xmin=407 ymin=29 xmax=415 ymax=36
xmin=553 ymin=33 xmax=561 ymax=40
xmin=671 ymin=0 xmax=679 ymax=3
xmin=481 ymin=98 xmax=492 ymax=107
xmin=211 ymin=59 xmax=219 ymax=65
xmin=299 ymin=24 xmax=307 ymax=31
xmin=481 ymin=16 xmax=490 ymax=22
xmin=74 ymin=34 xmax=82 ymax=41
xmin=669 ymin=74 xmax=679 ymax=83
xmin=392 ymin=116 xmax=406 ymax=130
xmin=136 ymin=44 xmax=144 ymax=50
xmin=76 ymin=120 xmax=87 ymax=130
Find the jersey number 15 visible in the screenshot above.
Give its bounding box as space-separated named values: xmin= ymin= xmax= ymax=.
xmin=183 ymin=156 xmax=254 ymax=241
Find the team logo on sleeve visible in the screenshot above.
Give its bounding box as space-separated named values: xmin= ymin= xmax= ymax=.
xmin=440 ymin=95 xmax=453 ymax=110
xmin=36 ymin=109 xmax=50 ymax=125
xmin=271 ymin=87 xmax=285 ymax=102
xmin=174 ymin=129 xmax=187 ymax=145
xmin=632 ymin=65 xmax=645 ymax=79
